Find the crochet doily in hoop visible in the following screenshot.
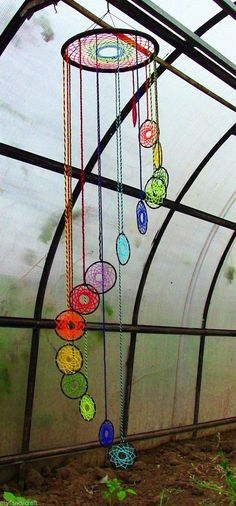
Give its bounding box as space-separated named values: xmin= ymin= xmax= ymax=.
xmin=85 ymin=261 xmax=117 ymax=294
xmin=139 ymin=120 xmax=158 ymax=148
xmin=61 ymin=372 xmax=88 ymax=399
xmin=136 ymin=200 xmax=148 ymax=235
xmin=144 ymin=174 xmax=167 ymax=209
xmin=108 ymin=442 xmax=137 ymax=470
xmin=99 ymin=419 xmax=114 ymax=448
xmin=55 ymin=345 xmax=83 ymax=374
xmin=116 ymin=233 xmax=130 ymax=265
xmin=79 ymin=393 xmax=96 ymax=421
xmin=61 ymin=29 xmax=159 ymax=73
xmin=69 ymin=284 xmax=100 ymax=315
xmin=54 ymin=309 xmax=85 ymax=341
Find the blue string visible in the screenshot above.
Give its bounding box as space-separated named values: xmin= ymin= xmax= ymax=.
xmin=135 ymin=35 xmax=143 ymax=193
xmin=96 ymin=37 xmax=108 ymax=420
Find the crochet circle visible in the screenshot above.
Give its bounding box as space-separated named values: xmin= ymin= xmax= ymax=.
xmin=79 ymin=393 xmax=96 ymax=421
xmin=99 ymin=419 xmax=114 ymax=448
xmin=108 ymin=442 xmax=137 ymax=470
xmin=85 ymin=261 xmax=117 ymax=294
xmin=54 ymin=309 xmax=86 ymax=341
xmin=55 ymin=345 xmax=83 ymax=375
xmin=139 ymin=120 xmax=158 ymax=148
xmin=61 ymin=372 xmax=88 ymax=399
xmin=136 ymin=200 xmax=148 ymax=234
xmin=144 ymin=174 xmax=167 ymax=209
xmin=61 ymin=29 xmax=159 ymax=73
xmin=116 ymin=233 xmax=131 ymax=265
xmin=69 ymin=283 xmax=100 ymax=315
xmin=153 ymin=166 xmax=169 ymax=188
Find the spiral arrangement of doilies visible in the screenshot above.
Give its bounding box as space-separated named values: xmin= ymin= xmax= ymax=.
xmin=58 ymin=28 xmax=171 ymax=466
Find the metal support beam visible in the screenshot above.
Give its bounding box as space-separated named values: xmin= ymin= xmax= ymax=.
xmin=1 ymin=143 xmax=235 ymax=231
xmin=63 ymin=0 xmax=236 ymax=93
xmin=107 ymin=0 xmax=236 ymax=88
xmin=123 ymin=124 xmax=235 ymax=437
xmin=0 ymin=416 xmax=236 ymax=467
xmin=0 ymin=1 xmax=57 ymax=56
xmin=127 ymin=0 xmax=236 ymax=75
xmin=193 ymin=230 xmax=236 ymax=428
xmin=213 ymin=0 xmax=236 ymax=20
xmin=0 ymin=316 xmax=236 ymax=337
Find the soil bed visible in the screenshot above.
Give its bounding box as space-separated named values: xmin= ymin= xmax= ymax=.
xmin=2 ymin=430 xmax=236 ymax=505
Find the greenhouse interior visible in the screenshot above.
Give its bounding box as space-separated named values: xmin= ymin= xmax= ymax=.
xmin=0 ymin=0 xmax=235 ymax=504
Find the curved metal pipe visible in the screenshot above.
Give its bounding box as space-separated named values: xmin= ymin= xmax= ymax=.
xmin=193 ymin=231 xmax=236 ymax=426
xmin=124 ymin=124 xmax=235 ymax=435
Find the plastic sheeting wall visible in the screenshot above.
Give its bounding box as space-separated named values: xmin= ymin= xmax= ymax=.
xmin=0 ymin=0 xmax=235 ymax=458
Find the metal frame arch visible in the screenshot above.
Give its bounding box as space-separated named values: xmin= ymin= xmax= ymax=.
xmin=124 ymin=123 xmax=235 ymax=435
xmin=193 ymin=231 xmax=236 ymax=427
xmin=1 ymin=2 xmax=229 ymax=454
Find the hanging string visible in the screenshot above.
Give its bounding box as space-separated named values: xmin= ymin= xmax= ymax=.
xmin=145 ymin=64 xmax=149 ymax=119
xmin=153 ymin=59 xmax=160 ymax=136
xmin=63 ymin=55 xmax=73 ymax=309
xmin=96 ymin=37 xmax=108 ymax=421
xmin=148 ymin=59 xmax=156 ymax=173
xmin=115 ymin=69 xmax=124 ymax=234
xmin=83 ymin=330 xmax=88 ymax=379
xmin=135 ymin=37 xmax=143 ymax=193
xmin=115 ymin=37 xmax=125 ymax=442
xmin=148 ymin=60 xmax=153 ymax=125
xmin=131 ymin=69 xmax=137 ymax=127
xmin=78 ymin=40 xmax=89 ymax=380
xmin=79 ymin=41 xmax=86 ymax=281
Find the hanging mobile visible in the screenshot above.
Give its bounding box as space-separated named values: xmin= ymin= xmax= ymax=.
xmin=61 ymin=29 xmax=159 ymax=462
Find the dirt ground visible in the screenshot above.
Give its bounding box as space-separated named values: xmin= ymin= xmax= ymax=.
xmin=2 ymin=430 xmax=236 ymax=505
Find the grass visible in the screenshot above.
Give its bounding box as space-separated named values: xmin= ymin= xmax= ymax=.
xmin=193 ymin=453 xmax=236 ymax=505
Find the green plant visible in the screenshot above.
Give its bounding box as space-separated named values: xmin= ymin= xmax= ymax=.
xmin=3 ymin=491 xmax=36 ymax=506
xmin=102 ymin=478 xmax=136 ymax=505
xmin=193 ymin=455 xmax=236 ymax=505
xmin=159 ymin=488 xmax=169 ymax=505
xmin=158 ymin=487 xmax=182 ymax=505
